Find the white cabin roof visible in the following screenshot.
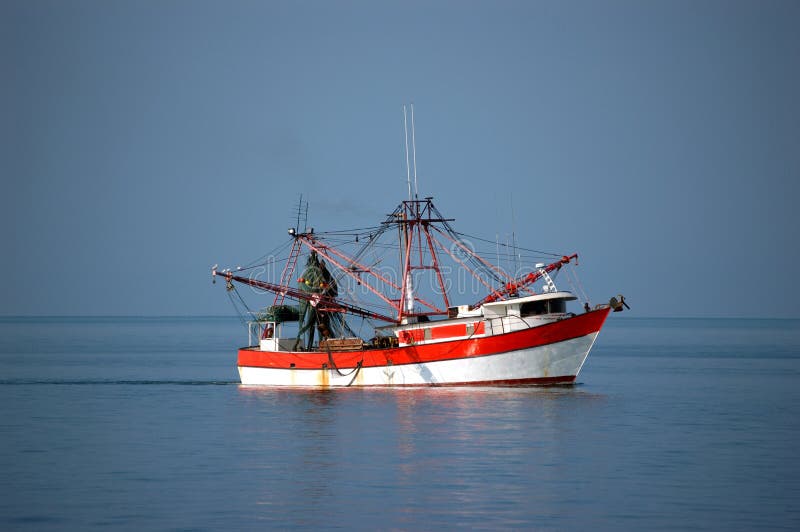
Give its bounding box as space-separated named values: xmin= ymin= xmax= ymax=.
xmin=481 ymin=291 xmax=577 ymax=309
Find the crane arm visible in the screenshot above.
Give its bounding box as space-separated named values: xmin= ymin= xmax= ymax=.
xmin=474 ymin=254 xmax=578 ymax=307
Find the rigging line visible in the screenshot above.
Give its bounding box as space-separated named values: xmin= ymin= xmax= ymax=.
xmin=429 ymin=225 xmax=511 ymax=283
xmin=329 ymin=241 xmax=409 ymax=252
xmin=314 ymin=234 xmax=439 ymax=254
xmin=454 ymin=245 xmax=557 ymax=262
xmin=233 ymin=254 xmax=296 ymax=276
xmin=337 ymin=280 xmax=397 ymax=306
xmin=330 ymin=224 xmax=393 ymax=275
xmin=234 ymin=252 xmax=293 ymax=273
xmin=566 ymin=264 xmax=590 ymax=304
xmin=336 ymin=286 xmax=398 ymax=312
xmin=327 ymin=246 xmax=395 ymax=288
xmin=450 ymin=231 xmax=563 ymax=257
xmin=233 ymin=284 xmax=256 ymax=315
xmin=303 ymin=241 xmax=403 ymax=307
xmin=226 ymin=287 xmax=253 ymax=329
xmin=426 ymin=204 xmax=508 ymax=283
xmin=356 ymin=316 xmax=368 ymax=338
xmin=341 ymin=317 xmax=358 ymax=338
xmin=314 ymin=225 xmax=384 ymax=235
xmin=314 ymin=237 xmax=406 ymax=249
xmin=428 ymin=228 xmax=495 ymax=293
xmin=350 ymin=223 xmax=393 ymax=257
xmin=249 ymin=238 xmax=293 ymax=263
xmin=240 ymin=239 xmax=294 ymax=269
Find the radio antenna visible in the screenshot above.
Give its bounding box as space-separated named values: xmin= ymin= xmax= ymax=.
xmin=511 ymin=194 xmax=519 ymax=276
xmin=294 ymin=194 xmax=308 ymax=233
xmin=403 ymin=105 xmax=412 ymax=200
xmin=411 ymin=103 xmax=419 ymax=198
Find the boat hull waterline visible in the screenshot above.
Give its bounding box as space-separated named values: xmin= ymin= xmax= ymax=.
xmin=238 ymin=307 xmax=610 ymax=387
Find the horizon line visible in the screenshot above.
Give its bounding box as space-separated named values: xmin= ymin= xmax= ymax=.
xmin=0 ymin=314 xmax=797 ymax=321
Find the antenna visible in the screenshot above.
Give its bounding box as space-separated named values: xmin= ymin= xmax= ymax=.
xmin=496 ymin=233 xmax=501 ymax=278
xmin=302 ymin=196 xmax=309 ymax=232
xmin=295 ymin=194 xmax=303 ymax=233
xmin=511 ymin=195 xmax=519 ymax=276
xmin=294 ymin=194 xmax=309 ymax=233
xmin=410 ymin=103 xmax=419 ymax=198
xmin=403 ymin=105 xmax=412 ymax=201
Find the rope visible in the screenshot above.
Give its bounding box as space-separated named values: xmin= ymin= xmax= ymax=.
xmin=451 ymin=230 xmax=563 ymax=258
xmin=236 ymin=239 xmax=295 ymax=271
xmin=226 ymin=286 xmax=254 ymax=329
xmin=565 ymin=264 xmax=590 ymax=305
xmin=324 ymin=341 xmax=364 ymax=386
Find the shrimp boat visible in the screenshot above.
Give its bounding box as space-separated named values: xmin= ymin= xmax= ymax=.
xmin=214 ymin=194 xmax=622 ymax=387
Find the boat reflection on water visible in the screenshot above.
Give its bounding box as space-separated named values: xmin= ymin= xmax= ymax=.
xmin=235 ymin=385 xmax=608 ymax=527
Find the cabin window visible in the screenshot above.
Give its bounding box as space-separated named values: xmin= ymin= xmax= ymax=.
xmin=520 ymin=298 xmax=567 ymax=316
xmin=549 ymin=299 xmax=566 ymax=314
xmin=521 ymin=300 xmax=547 ymax=316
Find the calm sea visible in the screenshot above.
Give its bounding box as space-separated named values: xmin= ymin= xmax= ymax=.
xmin=1 ymin=317 xmax=798 ymax=530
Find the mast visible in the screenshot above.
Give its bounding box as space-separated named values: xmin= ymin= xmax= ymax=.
xmin=393 ymin=198 xmax=454 ymax=322
xmin=401 ymin=206 xmax=414 ymax=319
xmin=401 ymin=103 xmax=418 ymax=320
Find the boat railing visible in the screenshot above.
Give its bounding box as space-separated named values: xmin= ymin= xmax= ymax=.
xmin=247 ymin=320 xmax=276 ymax=346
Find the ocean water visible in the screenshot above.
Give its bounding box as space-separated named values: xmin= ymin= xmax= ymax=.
xmin=0 ymin=317 xmax=798 ymax=530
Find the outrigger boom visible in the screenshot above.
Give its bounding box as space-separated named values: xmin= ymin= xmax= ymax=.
xmin=213 ymin=270 xmax=399 ymax=324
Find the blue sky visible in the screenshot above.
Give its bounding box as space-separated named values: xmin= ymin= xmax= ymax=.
xmin=2 ymin=0 xmax=798 ymax=317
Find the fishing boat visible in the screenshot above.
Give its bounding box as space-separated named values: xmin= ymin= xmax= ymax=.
xmin=213 ymin=193 xmax=626 ymax=387
xmin=214 ymin=110 xmax=624 ymax=387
